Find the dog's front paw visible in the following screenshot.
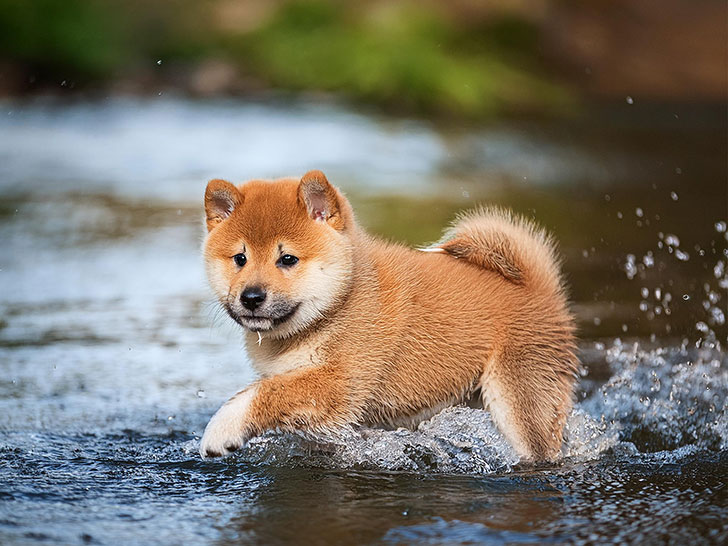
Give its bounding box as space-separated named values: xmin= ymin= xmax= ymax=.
xmin=200 ymin=386 xmax=258 ymax=459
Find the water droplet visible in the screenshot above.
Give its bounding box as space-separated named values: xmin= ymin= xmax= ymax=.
xmin=682 ymin=294 xmax=690 ymax=300
xmin=157 ymin=59 xmax=163 ymax=65
xmin=705 ymin=288 xmax=719 ymax=303
xmin=715 ymin=221 xmax=727 ymax=233
xmin=623 ymin=254 xmax=637 ymax=279
xmin=641 ymin=287 xmax=649 ymax=298
xmin=710 ymin=307 xmax=725 ymax=325
xmin=617 ymin=211 xmax=623 ymax=219
xmin=635 ymin=207 xmax=644 ymax=218
xmin=664 ymin=234 xmax=680 ymax=247
xmin=675 ymin=249 xmax=690 ymax=261
xmin=593 ymin=317 xmax=601 ymax=326
xmin=670 ymin=191 xmax=678 ymax=201
xmin=626 ymin=96 xmax=634 ymax=104
xmin=196 ymin=390 xmax=206 ymax=398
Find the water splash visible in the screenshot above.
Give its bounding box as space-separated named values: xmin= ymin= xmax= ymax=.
xmin=623 ymin=216 xmax=727 ymax=341
xmin=585 ymin=340 xmax=727 ymax=452
xmin=211 ymin=339 xmax=726 ymax=474
xmin=239 ymin=407 xmax=520 ymax=474
xmin=231 ymin=406 xmax=619 ymax=474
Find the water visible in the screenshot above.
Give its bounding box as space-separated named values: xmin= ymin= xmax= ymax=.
xmin=1 ymin=97 xmax=726 ymax=544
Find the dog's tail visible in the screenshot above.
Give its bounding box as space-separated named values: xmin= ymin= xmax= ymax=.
xmin=422 ymin=207 xmax=564 ymax=295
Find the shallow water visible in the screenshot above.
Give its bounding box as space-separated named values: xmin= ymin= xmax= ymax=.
xmin=0 ymin=97 xmax=726 ymax=544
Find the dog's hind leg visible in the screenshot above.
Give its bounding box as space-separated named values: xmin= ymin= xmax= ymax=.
xmin=479 ymin=349 xmax=576 ymax=462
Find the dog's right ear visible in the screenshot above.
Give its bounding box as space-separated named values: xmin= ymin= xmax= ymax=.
xmin=205 ymin=179 xmax=241 ymax=232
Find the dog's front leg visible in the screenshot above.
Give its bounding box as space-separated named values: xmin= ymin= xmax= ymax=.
xmin=199 ymin=364 xmax=354 ymax=458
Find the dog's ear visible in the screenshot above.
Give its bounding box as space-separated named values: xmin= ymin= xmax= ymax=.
xmin=205 ymin=179 xmax=242 ymax=232
xmin=298 ymin=170 xmax=345 ymax=230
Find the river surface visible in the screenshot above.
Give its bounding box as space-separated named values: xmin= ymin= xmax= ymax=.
xmin=0 ymin=96 xmax=726 ymax=544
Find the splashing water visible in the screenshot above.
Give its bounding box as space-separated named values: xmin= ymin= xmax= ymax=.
xmin=197 ymin=339 xmax=724 ymax=474
xmin=586 ymin=340 xmax=727 ymax=452
xmin=224 ymin=406 xmax=618 ymax=474
xmin=237 ymin=408 xmax=520 ymax=474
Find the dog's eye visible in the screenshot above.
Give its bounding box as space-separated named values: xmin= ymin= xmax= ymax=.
xmin=233 ymin=253 xmax=247 ymax=267
xmin=277 ymin=254 xmax=299 ymax=267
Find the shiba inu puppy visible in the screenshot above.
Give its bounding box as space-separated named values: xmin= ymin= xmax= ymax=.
xmin=200 ymin=170 xmax=578 ymax=462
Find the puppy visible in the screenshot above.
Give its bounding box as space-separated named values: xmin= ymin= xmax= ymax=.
xmin=199 ymin=170 xmax=578 ymax=462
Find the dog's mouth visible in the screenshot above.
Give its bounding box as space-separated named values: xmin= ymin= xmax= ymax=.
xmin=226 ymin=303 xmax=300 ymax=332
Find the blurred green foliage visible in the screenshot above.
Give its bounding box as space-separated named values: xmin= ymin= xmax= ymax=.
xmin=0 ymin=0 xmax=127 ymax=78
xmin=0 ymin=0 xmax=572 ymax=118
xmin=229 ymin=2 xmax=571 ymax=118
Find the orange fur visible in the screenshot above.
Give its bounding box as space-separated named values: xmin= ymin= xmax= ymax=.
xmin=199 ymin=171 xmax=578 ymax=462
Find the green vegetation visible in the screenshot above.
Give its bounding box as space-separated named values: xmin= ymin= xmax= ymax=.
xmin=228 ymin=2 xmax=572 ymax=118
xmin=0 ymin=0 xmax=128 ymax=78
xmin=0 ymin=0 xmax=573 ymax=118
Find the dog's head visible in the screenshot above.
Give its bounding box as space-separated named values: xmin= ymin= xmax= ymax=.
xmin=203 ymin=170 xmax=355 ymax=338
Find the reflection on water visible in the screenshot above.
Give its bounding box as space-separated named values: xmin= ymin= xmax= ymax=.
xmin=0 ymin=98 xmax=725 ymax=544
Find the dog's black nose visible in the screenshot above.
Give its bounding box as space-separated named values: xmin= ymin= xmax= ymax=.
xmin=241 ymin=286 xmax=266 ymax=310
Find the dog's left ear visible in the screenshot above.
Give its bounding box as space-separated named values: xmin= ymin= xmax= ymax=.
xmin=298 ymin=170 xmax=346 ymax=230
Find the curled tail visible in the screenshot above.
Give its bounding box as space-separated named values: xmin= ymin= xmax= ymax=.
xmin=424 ymin=207 xmax=564 ymax=295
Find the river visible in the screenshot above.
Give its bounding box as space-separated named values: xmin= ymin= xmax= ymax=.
xmin=0 ymin=96 xmax=726 ymax=544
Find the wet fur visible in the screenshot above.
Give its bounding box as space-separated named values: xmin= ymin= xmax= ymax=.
xmin=200 ymin=171 xmax=578 ymax=462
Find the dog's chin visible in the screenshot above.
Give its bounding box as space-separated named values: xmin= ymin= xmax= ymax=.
xmin=239 ymin=316 xmax=275 ymax=332
xmin=228 ymin=303 xmax=301 ymax=334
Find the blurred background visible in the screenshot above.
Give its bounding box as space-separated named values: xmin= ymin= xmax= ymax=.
xmin=1 ymin=0 xmax=726 ymax=111
xmin=1 ymin=0 xmax=725 ymax=341
xmin=0 ymin=2 xmax=727 ymax=544
xmin=0 ymin=0 xmax=726 ymax=343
